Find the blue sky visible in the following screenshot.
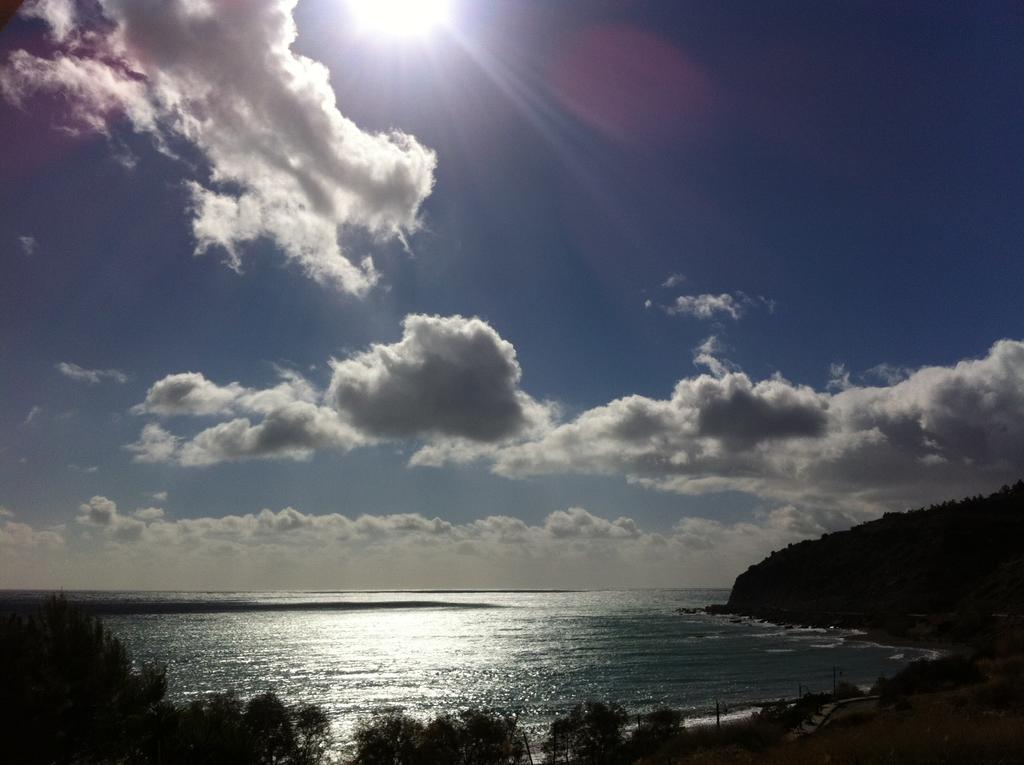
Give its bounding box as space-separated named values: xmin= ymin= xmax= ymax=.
xmin=2 ymin=0 xmax=1023 ymax=589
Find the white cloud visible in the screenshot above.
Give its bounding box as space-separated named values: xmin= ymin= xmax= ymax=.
xmin=329 ymin=314 xmax=552 ymax=443
xmin=692 ymin=335 xmax=739 ymax=378
xmin=22 ymin=405 xmax=43 ymax=426
xmin=130 ymin=368 xmax=364 ymax=465
xmin=56 ymin=362 xmax=129 ymax=385
xmin=1 ymin=0 xmax=437 ymax=294
xmin=21 ymin=0 xmax=77 ymax=43
xmin=77 ymin=496 xmax=118 ymax=526
xmin=133 ymin=372 xmax=248 ymax=416
xmin=827 ymin=363 xmax=852 ymax=392
xmin=544 ymin=507 xmax=640 ymax=539
xmin=147 ymin=491 xmax=168 ymax=502
xmin=176 ymin=403 xmax=365 ymax=466
xmin=5 ymin=499 xmax=807 ymax=587
xmin=665 ymin=293 xmax=746 ymax=320
xmin=0 ymin=520 xmax=63 ymax=549
xmin=661 ymin=273 xmax=686 ymax=288
xmin=127 ymin=317 xmax=1024 ymax=520
xmin=130 ymin=315 xmax=553 ymax=467
xmin=491 ymin=339 xmax=1024 ymax=513
xmin=68 ymin=464 xmax=99 ymax=474
xmin=126 ymin=423 xmax=181 ymax=463
xmin=863 ymin=363 xmax=913 ymax=385
xmin=18 ymin=235 xmax=37 ymax=256
xmin=76 ymin=496 xmax=145 ymax=541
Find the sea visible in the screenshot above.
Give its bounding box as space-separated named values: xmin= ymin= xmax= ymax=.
xmin=2 ymin=589 xmax=939 ymax=750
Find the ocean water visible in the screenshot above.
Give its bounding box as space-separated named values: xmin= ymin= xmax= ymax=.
xmin=4 ymin=589 xmax=938 ymax=747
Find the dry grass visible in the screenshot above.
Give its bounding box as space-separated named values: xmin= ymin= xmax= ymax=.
xmin=650 ymin=693 xmax=1024 ymax=764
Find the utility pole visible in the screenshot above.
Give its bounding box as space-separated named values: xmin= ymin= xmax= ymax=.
xmin=715 ymin=700 xmax=721 ymax=730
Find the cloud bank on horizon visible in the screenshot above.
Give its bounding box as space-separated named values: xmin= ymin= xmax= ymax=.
xmin=1 ymin=0 xmax=436 ymax=294
xmin=2 ymin=494 xmax=859 ymax=590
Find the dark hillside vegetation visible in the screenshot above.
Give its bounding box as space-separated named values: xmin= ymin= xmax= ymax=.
xmin=723 ymin=481 xmax=1024 ymax=632
xmin=0 ymin=595 xmax=332 ymax=764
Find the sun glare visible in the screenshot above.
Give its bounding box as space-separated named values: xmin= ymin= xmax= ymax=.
xmin=348 ymin=0 xmax=452 ymax=37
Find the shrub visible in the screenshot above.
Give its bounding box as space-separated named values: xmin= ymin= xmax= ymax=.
xmin=0 ymin=596 xmax=333 ymax=764
xmin=542 ymin=702 xmax=629 ymax=764
xmin=634 ymin=718 xmax=783 ymax=764
xmin=872 ymin=654 xmax=982 ymax=702
xmin=352 ymin=708 xmax=525 ymax=765
xmin=625 ymin=707 xmax=682 ymax=759
xmin=0 ymin=595 xmax=166 ymax=764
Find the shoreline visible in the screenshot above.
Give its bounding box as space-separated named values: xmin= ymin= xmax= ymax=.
xmin=701 ymin=604 xmax=964 ymax=655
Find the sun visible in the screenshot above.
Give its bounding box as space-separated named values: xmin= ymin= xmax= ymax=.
xmin=348 ymin=0 xmax=452 ymax=38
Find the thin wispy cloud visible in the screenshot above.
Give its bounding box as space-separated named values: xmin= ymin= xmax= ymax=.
xmin=56 ymin=362 xmax=129 ymax=385
xmin=657 ymin=292 xmax=775 ymax=321
xmin=22 ymin=406 xmax=43 ymax=426
xmin=18 ymin=235 xmax=37 ymax=256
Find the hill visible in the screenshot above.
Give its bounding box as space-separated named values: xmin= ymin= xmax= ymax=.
xmin=718 ymin=481 xmax=1024 ymax=633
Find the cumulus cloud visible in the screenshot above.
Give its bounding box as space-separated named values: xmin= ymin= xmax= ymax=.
xmin=133 ymin=368 xmax=317 ymax=418
xmin=77 ymin=496 xmax=118 ymax=526
xmin=0 ymin=520 xmax=63 ymax=549
xmin=56 ymin=362 xmax=129 ymax=385
xmin=2 ymin=0 xmax=437 ymax=294
xmin=175 ymin=403 xmax=365 ymax=466
xmin=127 ymin=317 xmax=1024 ymax=518
xmin=665 ymin=292 xmax=747 ymax=320
xmin=492 ymin=340 xmax=1024 ymax=513
xmin=5 ymin=498 xmax=798 ymax=587
xmin=130 ymin=316 xmax=552 ymax=466
xmin=329 ymin=314 xmax=551 ymax=443
xmin=544 ymin=507 xmax=640 ymax=539
xmin=132 ymin=373 xmax=248 ymax=416
xmin=76 ymin=496 xmax=145 ymax=541
xmin=126 ymin=423 xmax=181 ymax=464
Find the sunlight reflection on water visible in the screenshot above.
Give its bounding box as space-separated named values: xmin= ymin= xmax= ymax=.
xmin=86 ymin=590 xmax=934 ymax=745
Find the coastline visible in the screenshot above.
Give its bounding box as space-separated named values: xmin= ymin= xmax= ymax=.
xmin=702 ymin=604 xmax=965 ymax=654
